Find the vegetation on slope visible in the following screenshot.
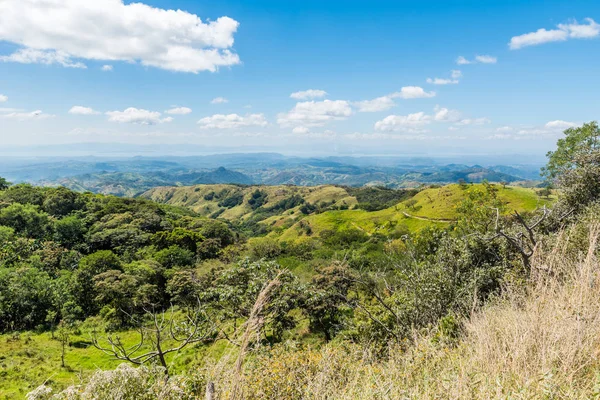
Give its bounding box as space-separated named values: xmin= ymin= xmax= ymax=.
xmin=4 ymin=123 xmax=600 ymax=399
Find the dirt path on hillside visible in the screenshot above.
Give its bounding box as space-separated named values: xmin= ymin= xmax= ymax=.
xmin=401 ymin=212 xmax=454 ymax=223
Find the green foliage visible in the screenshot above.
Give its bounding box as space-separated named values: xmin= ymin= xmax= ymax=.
xmin=0 ymin=266 xmax=54 ymax=331
xmin=54 ymin=215 xmax=86 ymax=248
xmin=0 ymin=203 xmax=52 ymax=239
xmin=543 ymin=121 xmax=600 ymax=179
xmin=152 ymin=228 xmax=204 ymax=253
xmin=153 ymin=245 xmax=195 ymax=268
xmin=218 ymin=192 xmax=244 ymax=208
xmin=0 ymin=176 xmax=11 ymax=190
xmin=247 ymin=189 xmax=268 ymax=210
xmin=347 ymin=186 xmax=417 ymax=211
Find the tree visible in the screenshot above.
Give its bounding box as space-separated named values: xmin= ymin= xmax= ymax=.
xmin=71 ymin=251 xmax=122 ymax=317
xmin=0 ymin=177 xmax=11 ymax=190
xmin=543 ymin=121 xmax=600 ymax=179
xmin=54 ymin=215 xmax=86 ymax=248
xmin=0 ymin=203 xmax=52 ymax=239
xmin=306 ymin=262 xmax=352 ymax=340
xmin=92 ymin=306 xmax=217 ymax=376
xmin=56 ymin=321 xmax=72 ymax=368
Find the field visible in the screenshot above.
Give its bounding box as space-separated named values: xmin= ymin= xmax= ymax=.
xmin=0 ymin=325 xmax=237 ymax=399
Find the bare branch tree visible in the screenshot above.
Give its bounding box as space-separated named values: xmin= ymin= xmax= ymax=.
xmin=482 ymin=205 xmax=573 ymax=269
xmin=92 ymin=305 xmax=218 ymax=376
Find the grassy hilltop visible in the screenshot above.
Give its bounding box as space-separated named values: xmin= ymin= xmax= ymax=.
xmin=143 ymin=183 xmax=555 ymax=240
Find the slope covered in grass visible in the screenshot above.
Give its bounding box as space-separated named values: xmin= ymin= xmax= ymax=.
xmin=274 ymin=184 xmax=553 ymax=242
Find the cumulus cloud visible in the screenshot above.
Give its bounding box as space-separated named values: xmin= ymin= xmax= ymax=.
xmin=292 ymin=126 xmax=310 ymax=134
xmin=390 ymin=86 xmax=436 ymax=99
xmin=0 ymin=110 xmax=54 ymax=120
xmin=456 ymin=55 xmax=497 ymax=65
xmin=455 ymin=117 xmax=491 ymax=126
xmin=0 ymin=48 xmax=86 ymax=68
xmin=290 ymin=89 xmax=328 ymax=100
xmin=69 ymin=106 xmax=100 ymax=115
xmin=545 ymin=120 xmax=578 ymax=129
xmin=433 ymin=106 xmax=461 ymax=122
xmin=475 ymin=55 xmax=497 ymax=64
xmin=0 ymin=94 xmax=7 ymax=102
xmin=491 ymin=120 xmax=579 ymax=139
xmin=106 ymin=107 xmax=172 ymax=124
xmin=166 ymin=107 xmax=192 ymax=115
xmin=456 ymin=56 xmax=471 ymax=65
xmin=427 ymin=70 xmax=462 ymax=85
xmin=353 ymin=96 xmax=396 ymax=112
xmin=374 ymin=112 xmax=432 ymax=132
xmin=101 ymin=65 xmax=113 ymax=72
xmin=375 ymin=106 xmax=488 ymax=132
xmin=197 ymin=113 xmax=268 ymax=129
xmin=496 ymin=126 xmax=514 ymax=132
xmin=277 ymin=99 xmax=353 ymax=128
xmin=211 ymin=97 xmax=229 ymax=104
xmin=0 ymin=0 xmax=240 ymax=73
xmin=510 ymin=18 xmax=599 ymax=49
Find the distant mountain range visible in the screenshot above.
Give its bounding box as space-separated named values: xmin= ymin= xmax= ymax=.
xmin=0 ymin=153 xmax=543 ymax=196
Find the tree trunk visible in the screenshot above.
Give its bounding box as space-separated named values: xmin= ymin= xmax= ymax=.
xmin=205 ymin=382 xmax=215 ymax=400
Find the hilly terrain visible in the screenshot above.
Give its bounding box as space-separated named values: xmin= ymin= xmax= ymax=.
xmin=143 ymin=183 xmax=555 ymax=241
xmin=0 ymin=153 xmax=543 ymax=196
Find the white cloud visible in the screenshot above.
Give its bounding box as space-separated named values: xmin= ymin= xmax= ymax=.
xmin=197 ymin=113 xmax=268 ymax=129
xmin=0 ymin=0 xmax=240 ymax=73
xmin=374 ymin=112 xmax=432 ymax=132
xmin=433 ymin=106 xmax=461 ymax=122
xmin=345 ymin=132 xmax=466 ymax=141
xmin=390 ymin=86 xmax=436 ymax=99
xmin=0 ymin=110 xmax=54 ymax=120
xmin=427 ymin=69 xmax=462 ymax=85
xmin=0 ymin=48 xmax=86 ymax=68
xmin=426 ymin=77 xmax=459 ymax=85
xmin=456 ymin=117 xmax=491 ymax=126
xmin=456 ymin=55 xmax=497 ymax=65
xmin=497 ymin=120 xmax=579 ymax=138
xmin=106 ymin=107 xmax=172 ymax=124
xmin=448 ymin=126 xmax=459 ymax=131
xmin=292 ymin=126 xmax=310 ymax=134
xmin=510 ymin=18 xmax=599 ymax=49
xmin=211 ymin=97 xmax=229 ymax=104
xmin=375 ymin=106 xmax=488 ymax=132
xmin=353 ymin=96 xmax=396 ymax=112
xmin=166 ymin=107 xmax=192 ymax=115
xmin=456 ymin=56 xmax=472 ymax=65
xmin=0 ymin=94 xmax=7 ymax=102
xmin=475 ymin=55 xmax=497 ymax=64
xmin=277 ymin=99 xmax=353 ymax=128
xmin=69 ymin=106 xmax=100 ymax=115
xmin=488 ymin=133 xmax=514 ymax=140
xmin=101 ymin=65 xmax=113 ymax=72
xmin=290 ymin=89 xmax=328 ymax=100
xmin=545 ymin=120 xmax=578 ymax=129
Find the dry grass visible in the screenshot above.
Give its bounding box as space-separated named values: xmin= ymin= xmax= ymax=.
xmin=35 ymin=225 xmax=600 ymax=399
xmin=212 ymin=225 xmax=600 ymax=399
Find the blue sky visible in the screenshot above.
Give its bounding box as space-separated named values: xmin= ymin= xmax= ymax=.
xmin=0 ymin=0 xmax=599 ymax=156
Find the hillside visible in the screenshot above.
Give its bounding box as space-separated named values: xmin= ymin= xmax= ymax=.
xmin=143 ymin=183 xmax=555 ymax=241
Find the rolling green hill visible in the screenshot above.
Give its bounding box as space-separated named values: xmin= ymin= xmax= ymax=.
xmin=143 ymin=183 xmax=555 ymax=242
